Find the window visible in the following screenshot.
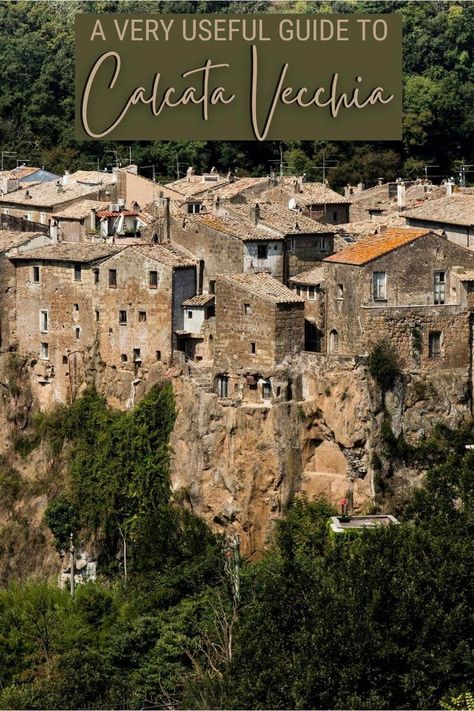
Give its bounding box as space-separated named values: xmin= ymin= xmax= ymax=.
xmin=257 ymin=244 xmax=268 ymax=260
xmin=149 ymin=270 xmax=158 ymax=288
xmin=250 ymin=341 xmax=256 ymax=354
xmin=32 ymin=266 xmax=40 ymax=283
xmin=62 ymin=355 xmax=68 ymax=365
xmin=307 ymin=286 xmax=316 ymax=301
xmin=429 ymin=331 xmax=442 ymax=358
xmin=373 ymin=271 xmax=387 ymax=300
xmin=434 ymin=271 xmax=446 ymax=304
xmin=187 ymin=310 xmax=193 ymax=319
xmin=73 ymin=304 xmax=79 ymax=312
xmin=93 ymin=269 xmax=99 ymax=284
xmin=296 ymin=285 xmax=301 ymax=296
xmin=119 ymin=310 xmax=127 ymax=325
xmin=133 ymin=348 xmax=141 ymax=362
xmin=39 ymin=310 xmax=48 ymax=333
xmin=75 ymin=327 xmax=80 ymax=340
xmin=329 ymin=329 xmax=339 ymax=354
xmin=139 ymin=311 xmax=147 ymax=322
xmin=333 ymin=211 xmax=338 ymax=223
xmin=74 ymin=263 xmax=82 ymax=282
xmin=109 ymin=269 xmax=117 ymax=288
xmin=40 ymin=212 xmax=47 ymax=225
xmin=217 ymin=375 xmax=229 ymax=398
xmin=40 ymin=342 xmax=49 ymax=360
xmin=187 ymin=202 xmax=201 ymax=214
xmin=209 ymin=280 xmax=216 ymax=295
xmin=305 ymin=321 xmax=322 ymax=352
xmin=288 ymin=238 xmax=296 ymax=253
xmin=120 ymin=354 xmax=128 ymax=363
xmin=336 ymin=284 xmax=344 ymax=300
xmin=319 ymin=237 xmax=329 ymax=252
xmin=95 ymin=310 xmax=100 ymax=322
xmin=243 ymin=303 xmax=252 ymax=315
xmin=262 ymin=379 xmax=272 ymax=400
xmin=156 ymin=350 xmax=161 ymax=361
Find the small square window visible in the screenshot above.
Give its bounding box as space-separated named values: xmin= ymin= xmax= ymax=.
xmin=156 ymin=350 xmax=161 ymax=361
xmin=93 ymin=269 xmax=100 ymax=285
xmin=120 ymin=353 xmax=128 ymax=363
xmin=62 ymin=355 xmax=68 ymax=365
xmin=73 ymin=304 xmax=79 ymax=312
xmin=119 ymin=310 xmax=127 ymax=325
xmin=32 ymin=266 xmax=40 ymax=283
xmin=243 ymin=303 xmax=252 ymax=315
xmin=250 ymin=341 xmax=256 ymax=354
xmin=209 ymin=280 xmax=216 ymax=295
xmin=74 ymin=264 xmax=82 ymax=282
xmin=187 ymin=310 xmax=193 ymax=319
xmin=149 ymin=270 xmax=158 ymax=288
xmin=40 ymin=342 xmax=49 ymax=360
xmin=139 ymin=311 xmax=147 ymax=322
xmin=307 ymin=286 xmax=315 ymax=301
xmin=133 ymin=348 xmax=141 ymax=362
xmin=109 ymin=269 xmax=117 ymax=288
xmin=75 ymin=327 xmax=80 ymax=340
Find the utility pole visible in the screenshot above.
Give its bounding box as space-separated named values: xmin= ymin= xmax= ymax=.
xmin=69 ymin=533 xmax=75 ymax=598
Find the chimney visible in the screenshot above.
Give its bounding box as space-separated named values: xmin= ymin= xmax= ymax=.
xmin=62 ymin=170 xmax=70 ymax=186
xmin=186 ymin=166 xmax=194 ymax=183
xmin=164 ymin=197 xmax=171 ymax=242
xmin=249 ymin=202 xmax=260 ymax=226
xmin=446 ymin=178 xmax=455 ymax=197
xmin=397 ymin=181 xmax=406 ymax=209
xmin=377 ymin=177 xmax=384 ymax=186
xmin=90 ymin=208 xmax=96 ymax=232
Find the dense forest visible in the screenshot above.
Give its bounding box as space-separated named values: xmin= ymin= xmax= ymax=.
xmin=0 ymin=0 xmax=472 ymax=185
xmin=0 ymin=382 xmax=473 ymax=709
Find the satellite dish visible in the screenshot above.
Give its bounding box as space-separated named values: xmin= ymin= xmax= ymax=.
xmin=288 ymin=197 xmax=297 ymax=210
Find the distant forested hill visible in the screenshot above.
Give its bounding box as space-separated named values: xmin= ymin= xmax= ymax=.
xmin=0 ymin=0 xmax=472 ymax=185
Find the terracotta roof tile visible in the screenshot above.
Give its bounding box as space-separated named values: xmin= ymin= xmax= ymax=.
xmin=186 ymin=212 xmax=283 ymax=242
xmin=324 ymin=227 xmax=431 ymax=265
xmin=278 ymin=178 xmax=351 ymax=204
xmin=219 ymin=272 xmax=304 ymax=304
xmin=131 ymin=242 xmax=197 ymax=268
xmin=228 ymin=203 xmax=334 ymax=235
xmin=182 ymin=294 xmax=215 ymax=307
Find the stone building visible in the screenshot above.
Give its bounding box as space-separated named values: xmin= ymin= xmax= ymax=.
xmin=289 ymin=265 xmax=326 ymax=352
xmin=214 ymin=272 xmax=304 ymax=375
xmin=404 ymin=194 xmax=474 ymax=248
xmin=10 ymin=241 xmax=197 ymax=405
xmin=318 ymin=227 xmax=474 ymax=370
xmin=51 ymin=200 xmax=108 ymax=242
xmin=262 ymin=177 xmax=351 ymax=224
xmin=176 ymin=294 xmax=215 ymax=362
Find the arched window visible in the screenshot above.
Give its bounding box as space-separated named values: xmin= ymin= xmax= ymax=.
xmin=329 ymin=330 xmax=339 ymax=354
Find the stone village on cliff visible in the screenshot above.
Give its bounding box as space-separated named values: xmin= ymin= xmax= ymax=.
xmin=1 ymin=163 xmax=474 ymax=555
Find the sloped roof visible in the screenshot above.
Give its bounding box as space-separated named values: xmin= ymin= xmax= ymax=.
xmin=279 ymin=178 xmax=351 ymax=204
xmin=404 ymin=194 xmax=474 ymax=227
xmin=324 ymin=228 xmax=431 ymax=265
xmin=0 ymin=231 xmax=47 ymax=253
xmin=213 ymin=177 xmax=270 ymax=200
xmin=131 ymin=242 xmax=198 ymax=268
xmin=53 ymin=200 xmax=108 ymax=219
xmin=289 ymin=265 xmax=326 ymax=286
xmin=186 ymin=212 xmax=283 ymax=242
xmin=9 ymin=242 xmax=122 ymax=263
xmin=219 ymin=272 xmax=304 ymax=304
xmin=182 ymin=294 xmax=215 ymax=307
xmin=229 ymin=203 xmax=334 ymax=235
xmin=165 ymin=173 xmax=230 ymax=197
xmin=0 ymin=181 xmax=109 ymax=208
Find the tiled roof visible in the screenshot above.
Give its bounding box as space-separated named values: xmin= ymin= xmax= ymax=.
xmin=165 ymin=173 xmax=230 ymax=197
xmin=278 ymin=178 xmax=351 ymax=204
xmin=0 ymin=231 xmax=47 ymax=253
xmin=219 ymin=272 xmax=304 ymax=304
xmin=186 ymin=212 xmax=283 ymax=242
xmin=9 ymin=242 xmax=122 ymax=263
xmin=290 ymin=265 xmax=326 ymax=285
xmin=228 ymin=203 xmax=334 ymax=235
xmin=131 ymin=242 xmax=198 ymax=268
xmin=9 ymin=166 xmax=40 ymax=180
xmin=0 ymin=181 xmax=109 ymax=208
xmin=70 ymin=170 xmax=116 ymax=185
xmin=182 ymin=294 xmax=215 ymax=307
xmin=213 ymin=177 xmax=270 ymax=200
xmin=324 ymin=227 xmax=431 ymax=265
xmin=97 ymin=209 xmax=138 ymax=218
xmin=53 ymin=200 xmax=108 ymax=219
xmin=403 ymin=194 xmax=474 ymax=227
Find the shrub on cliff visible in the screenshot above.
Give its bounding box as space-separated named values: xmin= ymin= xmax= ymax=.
xmin=368 ymin=340 xmax=401 ymax=392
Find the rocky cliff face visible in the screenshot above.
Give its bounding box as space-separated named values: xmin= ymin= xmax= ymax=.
xmin=170 ymin=357 xmax=471 ymax=557
xmin=0 ymin=351 xmax=471 ymax=579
